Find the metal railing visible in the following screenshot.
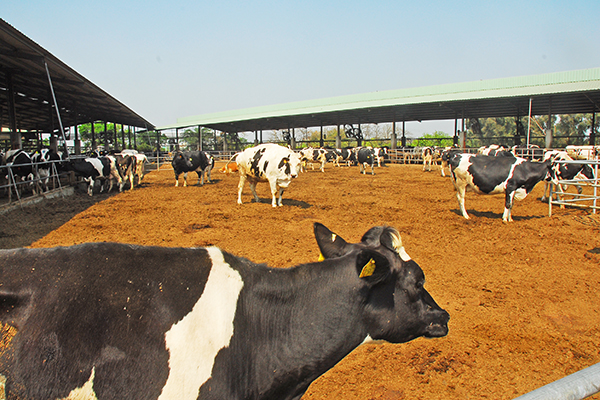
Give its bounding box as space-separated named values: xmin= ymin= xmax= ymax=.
xmin=549 ymin=159 xmax=599 ymax=216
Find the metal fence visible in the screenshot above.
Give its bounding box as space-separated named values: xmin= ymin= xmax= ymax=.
xmin=548 ymin=159 xmax=599 ymax=216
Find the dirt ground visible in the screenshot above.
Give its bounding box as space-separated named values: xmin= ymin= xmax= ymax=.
xmin=2 ymin=160 xmax=600 ymax=399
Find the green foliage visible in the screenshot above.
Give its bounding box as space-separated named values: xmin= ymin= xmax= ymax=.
xmin=412 ymin=131 xmax=454 ymax=147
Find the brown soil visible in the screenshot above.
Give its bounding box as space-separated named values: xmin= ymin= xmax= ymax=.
xmin=3 ymin=162 xmax=600 ymax=399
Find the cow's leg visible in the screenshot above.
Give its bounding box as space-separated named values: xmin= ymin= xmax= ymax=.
xmin=249 ymin=182 xmax=260 ymax=203
xmin=237 ymin=175 xmax=247 ymax=204
xmin=174 ymin=172 xmax=180 ymax=187
xmin=183 ymin=172 xmax=188 ymax=187
xmin=205 ymin=166 xmax=212 ymax=183
xmin=269 ymin=180 xmax=280 ymax=207
xmin=370 ymin=163 xmax=375 ymax=175
xmin=85 ymin=177 xmax=94 ymax=196
xmin=454 ymin=180 xmax=469 ymax=219
xmin=129 ymin=172 xmax=134 ymax=190
xmin=503 ymin=192 xmax=516 ymax=222
xmin=541 ymin=181 xmax=550 ymax=202
xmin=197 ymin=170 xmax=204 ymax=186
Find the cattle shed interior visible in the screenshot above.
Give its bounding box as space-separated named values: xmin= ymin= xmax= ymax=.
xmin=160 ymin=68 xmax=600 ymax=145
xmin=0 ymin=18 xmax=154 ymax=149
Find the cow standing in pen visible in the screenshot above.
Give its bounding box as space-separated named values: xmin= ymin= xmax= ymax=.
xmin=357 ymin=147 xmax=376 ymax=175
xmin=448 ymin=153 xmax=554 ymax=222
xmin=172 ymin=150 xmax=214 ymax=187
xmin=68 ymin=156 xmax=122 ymax=196
xmin=236 ymin=143 xmax=302 ymax=207
xmin=0 ymin=223 xmax=449 ymax=400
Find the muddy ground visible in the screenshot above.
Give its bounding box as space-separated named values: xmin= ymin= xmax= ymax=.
xmin=2 ymin=161 xmax=599 ymax=399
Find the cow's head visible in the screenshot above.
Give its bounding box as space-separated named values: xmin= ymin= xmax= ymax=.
xmin=282 ymin=152 xmax=302 ymax=178
xmin=314 ymin=223 xmax=449 ymax=342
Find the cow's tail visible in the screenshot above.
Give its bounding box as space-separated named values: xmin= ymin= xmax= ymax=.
xmin=221 ymin=152 xmax=239 ymax=175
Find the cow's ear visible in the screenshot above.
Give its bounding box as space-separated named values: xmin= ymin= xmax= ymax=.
xmin=314 ymin=223 xmax=350 ymax=260
xmin=356 ymin=250 xmax=390 ymax=285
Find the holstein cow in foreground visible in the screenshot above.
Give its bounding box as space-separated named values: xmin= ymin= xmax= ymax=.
xmin=0 ymin=223 xmax=449 ymax=400
xmin=172 ymin=151 xmax=214 ymax=187
xmin=236 ymin=143 xmax=302 ymax=207
xmin=449 ymin=153 xmax=554 ymax=222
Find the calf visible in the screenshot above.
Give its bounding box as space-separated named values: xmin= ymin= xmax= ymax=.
xmin=0 ymin=223 xmax=448 ymax=400
xmin=69 ymin=156 xmax=122 ymax=196
xmin=172 ymin=151 xmax=214 ymax=187
xmin=356 ymin=147 xmax=375 ymax=175
xmin=449 ymin=153 xmax=554 ymax=222
xmin=236 ymin=143 xmax=302 ymax=207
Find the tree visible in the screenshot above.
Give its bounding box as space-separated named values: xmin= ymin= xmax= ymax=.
xmin=412 ymin=131 xmax=453 ymax=147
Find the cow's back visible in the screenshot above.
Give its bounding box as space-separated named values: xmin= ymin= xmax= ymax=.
xmin=0 ymin=243 xmax=216 ymax=400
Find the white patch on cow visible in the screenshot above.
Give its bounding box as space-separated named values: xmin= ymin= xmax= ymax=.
xmin=159 ymin=247 xmax=244 ymax=400
xmin=513 ymin=187 xmax=528 ymax=201
xmin=399 ymin=247 xmax=412 ymax=262
xmin=87 ymin=158 xmax=104 ymax=176
xmin=362 ymin=335 xmax=374 ymax=344
xmin=388 ymin=230 xmax=411 ymax=261
xmin=60 ymin=368 xmax=98 ymax=400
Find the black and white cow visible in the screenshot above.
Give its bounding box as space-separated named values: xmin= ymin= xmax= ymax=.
xmin=299 ymin=147 xmax=327 ymax=172
xmin=449 ymin=153 xmax=554 ymax=222
xmin=113 ymin=154 xmax=136 ymax=191
xmin=439 ymin=146 xmax=461 ymax=177
xmin=236 ymin=143 xmax=302 ymax=207
xmin=356 ymin=147 xmax=375 ymax=175
xmin=172 ymin=150 xmax=214 ymax=187
xmin=0 ymin=223 xmax=449 ymax=400
xmin=477 ymin=144 xmax=510 ymax=156
xmin=334 ymin=147 xmax=356 ymax=167
xmin=68 ymin=156 xmax=122 ymax=196
xmin=122 ymin=150 xmax=148 ymax=184
xmin=422 ymin=147 xmax=434 ymax=171
xmin=541 ymin=150 xmax=595 ymax=207
xmin=31 ymin=148 xmax=65 ymax=194
xmin=372 ymin=147 xmax=388 ymax=167
xmin=4 ymin=149 xmax=33 ymax=183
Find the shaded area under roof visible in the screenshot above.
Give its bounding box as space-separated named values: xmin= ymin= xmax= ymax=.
xmin=161 ymin=68 xmax=600 ymax=133
xmin=0 ymin=18 xmax=154 ymax=133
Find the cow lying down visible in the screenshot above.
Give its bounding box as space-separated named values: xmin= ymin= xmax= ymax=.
xmin=0 ymin=223 xmax=449 ymax=400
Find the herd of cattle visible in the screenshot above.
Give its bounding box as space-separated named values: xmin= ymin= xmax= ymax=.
xmin=2 ymin=143 xmax=598 ymax=222
xmin=172 ymin=142 xmax=597 ymax=222
xmin=0 ymin=148 xmax=148 ymax=197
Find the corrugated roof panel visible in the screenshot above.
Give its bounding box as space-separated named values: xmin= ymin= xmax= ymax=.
xmin=162 ymin=67 xmax=600 ymax=132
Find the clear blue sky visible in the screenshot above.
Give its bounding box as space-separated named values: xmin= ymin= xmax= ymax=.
xmin=4 ymin=0 xmax=600 ymax=136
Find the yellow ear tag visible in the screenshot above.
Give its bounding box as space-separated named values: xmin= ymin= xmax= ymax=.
xmin=318 ymin=253 xmax=325 ymax=261
xmin=359 ymin=258 xmax=376 ymax=278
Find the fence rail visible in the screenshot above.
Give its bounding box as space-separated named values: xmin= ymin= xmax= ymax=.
xmin=549 ymin=160 xmax=599 ymax=216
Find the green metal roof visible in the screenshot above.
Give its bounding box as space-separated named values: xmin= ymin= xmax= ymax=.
xmin=159 ymin=67 xmax=600 ymax=133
